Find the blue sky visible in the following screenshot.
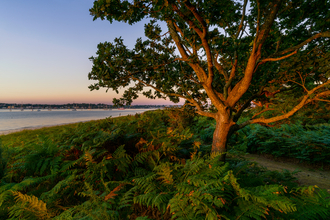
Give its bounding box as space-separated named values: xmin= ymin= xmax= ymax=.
xmin=0 ymin=0 xmax=178 ymax=105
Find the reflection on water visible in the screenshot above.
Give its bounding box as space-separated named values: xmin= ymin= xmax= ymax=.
xmin=0 ymin=109 xmax=151 ymax=132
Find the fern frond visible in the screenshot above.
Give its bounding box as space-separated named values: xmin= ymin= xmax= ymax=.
xmin=133 ymin=173 xmax=158 ymax=193
xmin=182 ymin=157 xmax=205 ymax=180
xmin=85 ymin=150 xmax=96 ymax=164
xmin=133 ymin=167 xmax=149 ymax=177
xmin=151 ymin=192 xmax=172 ymax=213
xmin=59 ymin=156 xmax=85 ymax=172
xmin=104 ymin=184 xmax=123 ymax=201
xmin=135 ymin=216 xmax=154 ymax=220
xmin=155 ymin=162 xmax=174 ymax=184
xmin=169 ymin=193 xmax=193 ymax=219
xmin=111 ymin=145 xmax=132 ymax=172
xmin=40 ymin=158 xmax=51 ymax=175
xmin=11 ymin=177 xmax=44 ymax=192
xmin=293 ymin=203 xmax=330 ymax=220
xmin=50 ymin=156 xmax=62 ymax=174
xmin=133 ymin=151 xmax=153 ymax=165
xmin=0 ymin=189 xmax=14 ymax=207
xmin=12 ymin=191 xmax=47 ymax=212
xmin=235 ymin=199 xmax=268 ymax=220
xmin=52 ymin=209 xmax=74 ymax=220
xmin=119 ymin=186 xmax=138 ymax=209
xmin=40 ymin=173 xmax=76 ymax=201
xmin=9 ymin=191 xmax=50 ymax=219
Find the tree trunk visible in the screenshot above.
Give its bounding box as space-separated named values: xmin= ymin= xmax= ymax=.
xmin=212 ymin=116 xmax=235 ymax=162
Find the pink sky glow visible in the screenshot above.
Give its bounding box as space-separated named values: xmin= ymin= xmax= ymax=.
xmin=0 ymin=1 xmax=183 ymax=106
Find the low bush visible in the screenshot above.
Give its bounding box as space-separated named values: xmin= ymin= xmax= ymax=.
xmin=230 ymin=123 xmax=330 ymax=165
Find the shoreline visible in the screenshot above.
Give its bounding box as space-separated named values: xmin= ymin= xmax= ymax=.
xmin=0 ymin=109 xmax=155 ymax=136
xmin=0 ymin=109 xmax=154 ymax=136
xmin=0 ymin=120 xmax=97 ymax=136
xmin=0 ymin=116 xmax=125 ymax=136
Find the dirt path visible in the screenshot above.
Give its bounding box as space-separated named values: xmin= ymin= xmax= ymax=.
xmin=244 ymin=154 xmax=330 ymax=192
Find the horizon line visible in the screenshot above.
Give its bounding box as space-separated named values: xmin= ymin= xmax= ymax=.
xmin=0 ymin=102 xmax=182 ymax=106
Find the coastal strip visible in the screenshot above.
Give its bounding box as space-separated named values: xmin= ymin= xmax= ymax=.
xmin=0 ymin=109 xmax=155 ymax=136
xmin=0 ymin=116 xmax=127 ymax=136
xmin=0 ymin=121 xmax=95 ymax=136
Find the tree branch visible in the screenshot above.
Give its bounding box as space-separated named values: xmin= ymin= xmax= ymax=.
xmin=315 ymin=98 xmax=330 ymax=103
xmin=314 ymin=91 xmax=330 ymax=100
xmin=287 ymin=79 xmax=307 ymax=92
xmin=166 ymin=20 xmax=189 ymax=60
xmin=129 ymin=74 xmax=185 ymax=100
xmin=254 ymin=50 xmax=298 ymax=73
xmin=240 ymin=80 xmax=330 ymax=126
xmin=227 ymin=0 xmax=282 ymax=108
xmin=170 ymin=1 xmax=227 ymax=111
xmin=235 ymin=0 xmax=248 ymax=39
xmin=129 ymin=71 xmax=217 ymax=118
xmin=233 ymin=86 xmax=265 ymax=122
xmin=256 ymin=0 xmax=283 ymax=50
xmin=167 ymin=19 xmax=208 ymax=84
xmin=170 ymin=2 xmax=203 ymax=37
xmin=252 ymin=108 xmax=275 ymax=119
xmin=224 ymin=57 xmax=238 ymax=99
xmin=196 ymin=110 xmax=217 ymax=119
xmin=253 ymin=0 xmax=261 ymax=49
xmin=183 ymin=0 xmax=207 ymax=37
xmin=213 ymin=53 xmax=228 ymax=80
xmin=260 ymin=50 xmax=297 ymax=64
xmin=276 ymin=31 xmax=330 ymax=56
xmin=240 ymin=20 xmax=249 ymax=39
xmin=182 ymin=1 xmax=214 ymax=88
xmin=173 ymin=22 xmax=193 ymax=55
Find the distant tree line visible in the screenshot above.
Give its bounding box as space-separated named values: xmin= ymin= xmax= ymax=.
xmin=0 ymin=103 xmax=174 ymax=109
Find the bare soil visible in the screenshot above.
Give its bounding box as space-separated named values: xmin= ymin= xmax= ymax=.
xmin=244 ymin=154 xmax=330 ymax=193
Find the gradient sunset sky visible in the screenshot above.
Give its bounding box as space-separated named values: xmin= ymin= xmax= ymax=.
xmin=0 ymin=0 xmax=181 ymax=105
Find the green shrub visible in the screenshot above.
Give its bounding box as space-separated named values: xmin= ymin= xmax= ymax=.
xmin=0 ymin=110 xmax=329 ymax=219
xmin=235 ymin=123 xmax=330 ymax=165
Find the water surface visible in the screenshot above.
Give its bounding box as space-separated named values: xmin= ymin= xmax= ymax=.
xmin=0 ymin=109 xmax=150 ymax=134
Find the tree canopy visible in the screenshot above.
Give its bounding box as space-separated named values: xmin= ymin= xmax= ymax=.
xmin=88 ymin=0 xmax=330 ymax=159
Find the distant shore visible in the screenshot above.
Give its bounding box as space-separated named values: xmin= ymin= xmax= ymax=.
xmin=0 ymin=109 xmax=155 ymax=136
xmin=0 ymin=111 xmax=155 ymax=136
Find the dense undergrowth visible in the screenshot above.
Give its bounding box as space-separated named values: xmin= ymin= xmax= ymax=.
xmin=0 ymin=109 xmax=329 ymax=219
xmin=191 ymin=112 xmax=330 ymax=166
xmin=227 ymin=122 xmax=330 ymax=166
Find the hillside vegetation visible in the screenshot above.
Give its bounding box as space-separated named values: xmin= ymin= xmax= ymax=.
xmin=0 ymin=109 xmax=329 ymax=219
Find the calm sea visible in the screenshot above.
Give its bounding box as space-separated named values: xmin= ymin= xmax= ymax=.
xmin=0 ymin=108 xmax=151 ymax=134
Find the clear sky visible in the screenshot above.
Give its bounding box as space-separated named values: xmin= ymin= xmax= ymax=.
xmin=0 ymin=0 xmax=180 ymax=105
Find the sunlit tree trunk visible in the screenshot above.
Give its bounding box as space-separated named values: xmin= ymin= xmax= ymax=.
xmin=212 ymin=114 xmax=235 ymax=162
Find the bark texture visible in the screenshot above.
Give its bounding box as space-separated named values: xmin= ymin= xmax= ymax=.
xmin=212 ymin=114 xmax=235 ymax=161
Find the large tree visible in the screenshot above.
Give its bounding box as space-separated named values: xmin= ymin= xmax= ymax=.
xmin=88 ymin=0 xmax=330 ymax=161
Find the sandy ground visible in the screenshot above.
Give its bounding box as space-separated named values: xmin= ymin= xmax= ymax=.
xmin=244 ymin=154 xmax=330 ymax=192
